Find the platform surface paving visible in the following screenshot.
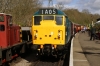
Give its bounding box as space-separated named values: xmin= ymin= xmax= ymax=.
xmin=73 ymin=32 xmax=100 ymax=66
xmin=73 ymin=32 xmax=90 ymax=66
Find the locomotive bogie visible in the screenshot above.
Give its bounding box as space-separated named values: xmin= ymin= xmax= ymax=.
xmin=34 ymin=44 xmax=65 ymax=57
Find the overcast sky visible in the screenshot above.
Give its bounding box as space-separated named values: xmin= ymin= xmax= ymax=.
xmin=43 ymin=0 xmax=100 ymax=14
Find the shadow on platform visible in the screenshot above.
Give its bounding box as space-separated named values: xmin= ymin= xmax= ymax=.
xmin=76 ymin=51 xmax=100 ymax=55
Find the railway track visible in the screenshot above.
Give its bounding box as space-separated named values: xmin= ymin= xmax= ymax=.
xmin=6 ymin=52 xmax=69 ymax=66
xmin=30 ymin=59 xmax=64 ymax=66
xmin=3 ymin=41 xmax=71 ymax=66
xmin=57 ymin=59 xmax=64 ymax=66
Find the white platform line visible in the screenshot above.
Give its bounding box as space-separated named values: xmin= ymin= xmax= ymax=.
xmin=69 ymin=37 xmax=74 ymax=66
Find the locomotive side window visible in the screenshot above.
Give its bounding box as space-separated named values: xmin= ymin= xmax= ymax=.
xmin=43 ymin=16 xmax=54 ymax=20
xmin=6 ymin=15 xmax=13 ymax=26
xmin=0 ymin=25 xmax=5 ymax=31
xmin=8 ymin=16 xmax=12 ymax=26
xmin=0 ymin=15 xmax=4 ymax=22
xmin=64 ymin=17 xmax=67 ymax=26
xmin=34 ymin=16 xmax=42 ymax=25
xmin=55 ymin=16 xmax=63 ymax=25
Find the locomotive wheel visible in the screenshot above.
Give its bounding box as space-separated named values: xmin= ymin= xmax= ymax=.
xmin=0 ymin=48 xmax=2 ymax=65
xmin=61 ymin=54 xmax=66 ymax=60
xmin=6 ymin=49 xmax=12 ymax=61
xmin=0 ymin=48 xmax=2 ymax=58
xmin=0 ymin=58 xmax=2 ymax=66
xmin=12 ymin=47 xmax=17 ymax=55
xmin=2 ymin=62 xmax=9 ymax=66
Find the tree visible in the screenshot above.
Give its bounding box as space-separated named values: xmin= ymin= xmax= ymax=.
xmin=82 ymin=9 xmax=90 ymax=14
xmin=0 ymin=0 xmax=42 ymax=26
xmin=54 ymin=2 xmax=64 ymax=10
xmin=64 ymin=8 xmax=100 ymax=25
xmin=97 ymin=18 xmax=100 ymax=21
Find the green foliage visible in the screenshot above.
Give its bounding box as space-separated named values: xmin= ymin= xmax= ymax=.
xmin=0 ymin=0 xmax=42 ymax=26
xmin=94 ymin=23 xmax=100 ymax=31
xmin=63 ymin=8 xmax=100 ymax=26
xmin=1 ymin=0 xmax=100 ymax=27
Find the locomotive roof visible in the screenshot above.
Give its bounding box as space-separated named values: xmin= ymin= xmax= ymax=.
xmin=71 ymin=21 xmax=81 ymax=25
xmin=33 ymin=8 xmax=67 ymax=17
xmin=0 ymin=13 xmax=12 ymax=16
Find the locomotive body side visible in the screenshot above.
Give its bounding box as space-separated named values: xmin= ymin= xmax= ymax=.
xmin=0 ymin=14 xmax=8 ymax=48
xmin=0 ymin=14 xmax=21 ymax=48
xmin=0 ymin=13 xmax=27 ymax=65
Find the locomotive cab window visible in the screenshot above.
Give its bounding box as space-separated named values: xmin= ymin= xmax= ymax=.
xmin=55 ymin=16 xmax=63 ymax=25
xmin=34 ymin=16 xmax=42 ymax=25
xmin=0 ymin=25 xmax=5 ymax=31
xmin=43 ymin=16 xmax=54 ymax=20
xmin=8 ymin=16 xmax=13 ymax=26
xmin=7 ymin=16 xmax=13 ymax=26
xmin=0 ymin=15 xmax=4 ymax=22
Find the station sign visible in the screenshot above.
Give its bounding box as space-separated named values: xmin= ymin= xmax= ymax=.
xmin=39 ymin=8 xmax=58 ymax=15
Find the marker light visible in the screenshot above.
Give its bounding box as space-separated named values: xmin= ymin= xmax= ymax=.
xmin=58 ymin=33 xmax=60 ymax=39
xmin=58 ymin=30 xmax=60 ymax=39
xmin=34 ymin=30 xmax=38 ymax=40
xmin=34 ymin=33 xmax=38 ymax=40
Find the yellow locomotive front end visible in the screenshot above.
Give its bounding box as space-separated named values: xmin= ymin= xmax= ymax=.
xmin=32 ymin=8 xmax=67 ymax=57
xmin=32 ymin=17 xmax=65 ymax=45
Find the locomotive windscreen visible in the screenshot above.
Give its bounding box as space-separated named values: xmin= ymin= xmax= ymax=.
xmin=55 ymin=16 xmax=63 ymax=25
xmin=34 ymin=15 xmax=63 ymax=25
xmin=0 ymin=15 xmax=4 ymax=22
xmin=34 ymin=16 xmax=42 ymax=25
xmin=43 ymin=16 xmax=54 ymax=20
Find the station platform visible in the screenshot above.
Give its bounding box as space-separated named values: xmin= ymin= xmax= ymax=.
xmin=70 ymin=32 xmax=90 ymax=66
xmin=70 ymin=31 xmax=100 ymax=66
